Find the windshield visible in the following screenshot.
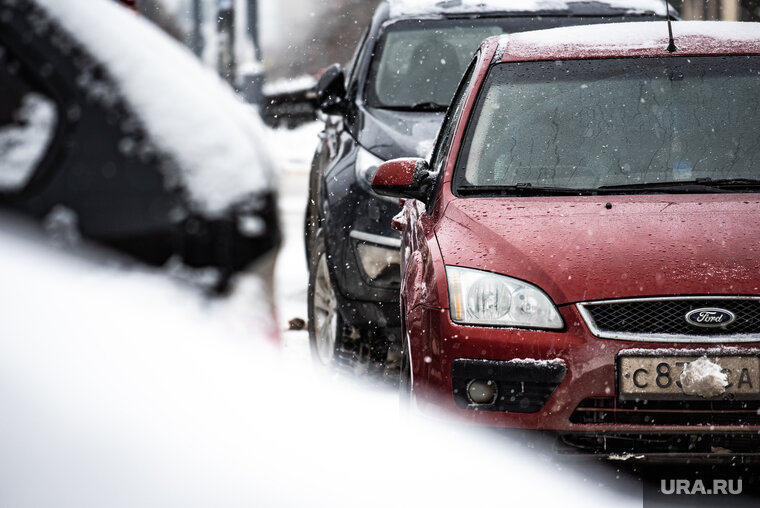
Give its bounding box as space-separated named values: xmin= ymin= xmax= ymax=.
xmin=454 ymin=56 xmax=760 ymax=195
xmin=366 ymin=16 xmax=635 ymax=110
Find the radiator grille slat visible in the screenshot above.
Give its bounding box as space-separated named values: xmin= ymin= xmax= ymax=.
xmin=570 ymin=397 xmax=760 ymax=426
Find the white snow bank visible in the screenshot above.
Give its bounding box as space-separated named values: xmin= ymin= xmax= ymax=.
xmin=0 ymin=93 xmax=57 ymax=191
xmin=263 ymin=75 xmax=316 ymax=96
xmin=680 ymin=356 xmax=729 ymax=398
xmin=507 ymin=20 xmax=760 ymax=55
xmin=508 ymin=358 xmax=566 ymax=367
xmin=264 ymin=120 xmax=321 ymax=170
xmin=0 ymin=219 xmax=636 ymax=507
xmin=34 ymin=0 xmax=275 ymax=216
xmin=389 ymin=0 xmax=669 ymax=17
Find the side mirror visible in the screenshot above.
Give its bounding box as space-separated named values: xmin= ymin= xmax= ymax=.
xmin=316 ymin=63 xmax=347 ymax=115
xmin=371 ymin=158 xmax=433 ymax=203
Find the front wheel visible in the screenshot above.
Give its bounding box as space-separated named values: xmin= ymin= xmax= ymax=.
xmin=308 ymin=232 xmax=401 ymax=381
xmin=307 ymin=231 xmax=368 ymax=372
xmin=308 ymin=232 xmax=342 ymax=366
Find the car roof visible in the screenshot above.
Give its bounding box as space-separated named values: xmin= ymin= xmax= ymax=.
xmin=495 ymin=20 xmax=760 ymax=62
xmin=386 ymin=0 xmax=674 ymax=19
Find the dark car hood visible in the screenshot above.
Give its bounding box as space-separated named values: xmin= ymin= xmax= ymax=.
xmin=436 ymin=195 xmax=760 ymax=305
xmin=357 ymin=106 xmax=444 ymax=160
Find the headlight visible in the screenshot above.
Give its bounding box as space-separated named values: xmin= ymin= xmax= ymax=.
xmin=446 ymin=266 xmax=563 ymax=329
xmin=355 ymin=146 xmax=384 ymax=190
xmin=356 ymin=242 xmax=401 ymax=281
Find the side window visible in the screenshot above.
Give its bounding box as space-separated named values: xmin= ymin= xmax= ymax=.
xmin=430 ymin=55 xmax=479 ymax=175
xmin=425 ymin=55 xmax=479 ymax=213
xmin=0 ymin=43 xmax=59 ymax=193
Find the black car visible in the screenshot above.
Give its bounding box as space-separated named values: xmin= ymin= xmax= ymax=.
xmin=306 ymin=0 xmax=677 ymax=375
xmin=0 ymin=0 xmax=279 ymax=292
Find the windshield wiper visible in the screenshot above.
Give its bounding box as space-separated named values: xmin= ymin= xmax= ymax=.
xmin=458 ymin=184 xmax=590 ymax=197
xmin=381 ymin=102 xmax=448 ymax=112
xmin=696 ymin=178 xmax=760 ymax=189
xmin=596 ymin=178 xmax=760 ymax=193
xmin=596 ymin=181 xmax=722 ymax=193
xmin=458 ymin=178 xmax=760 ymax=197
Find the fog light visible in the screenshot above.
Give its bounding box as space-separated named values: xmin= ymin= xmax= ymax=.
xmin=467 ymin=379 xmax=497 ymax=405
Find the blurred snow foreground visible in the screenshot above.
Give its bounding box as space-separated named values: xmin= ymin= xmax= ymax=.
xmin=0 ymin=0 xmax=638 ymax=505
xmin=0 ymin=222 xmax=636 ymax=506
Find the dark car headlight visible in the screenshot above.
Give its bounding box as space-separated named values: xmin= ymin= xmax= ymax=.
xmin=350 ymin=231 xmax=401 ymax=288
xmin=446 ymin=266 xmax=563 ymax=329
xmin=356 ymin=242 xmax=401 ymax=281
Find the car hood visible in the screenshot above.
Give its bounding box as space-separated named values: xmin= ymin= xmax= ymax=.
xmin=358 ymin=107 xmax=444 ymax=160
xmin=436 ymin=195 xmax=760 ymax=305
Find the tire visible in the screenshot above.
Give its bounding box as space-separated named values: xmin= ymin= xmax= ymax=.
xmin=307 ymin=231 xmax=364 ymax=372
xmin=304 ymin=208 xmax=316 ymax=265
xmin=308 ymin=231 xmax=341 ymax=366
xmin=308 ymin=231 xmax=401 ymax=381
xmin=304 ymin=151 xmax=324 ymax=264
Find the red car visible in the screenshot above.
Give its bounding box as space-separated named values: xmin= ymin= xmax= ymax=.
xmin=373 ymin=21 xmax=760 ymax=458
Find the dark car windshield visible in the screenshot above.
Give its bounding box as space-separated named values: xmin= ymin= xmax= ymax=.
xmin=454 ymin=56 xmax=760 ymax=195
xmin=366 ymin=16 xmax=638 ymax=110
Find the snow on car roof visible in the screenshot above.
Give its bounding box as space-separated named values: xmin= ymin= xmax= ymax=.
xmin=33 ymin=0 xmax=276 ymax=217
xmin=500 ymin=21 xmax=760 ymax=61
xmin=388 ymin=0 xmax=671 ymax=18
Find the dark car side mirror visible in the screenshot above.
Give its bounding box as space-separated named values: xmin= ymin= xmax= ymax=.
xmin=316 ymin=63 xmax=347 ymax=115
xmin=371 ymin=158 xmax=433 ymax=203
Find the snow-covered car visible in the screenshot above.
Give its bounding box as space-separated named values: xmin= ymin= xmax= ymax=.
xmin=306 ymin=0 xmax=676 ymax=377
xmin=0 ymin=0 xmax=279 ymax=292
xmin=374 ymin=20 xmax=760 ymax=460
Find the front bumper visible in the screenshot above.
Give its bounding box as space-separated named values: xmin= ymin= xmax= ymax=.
xmin=552 ymin=432 xmax=760 ymax=463
xmin=408 ymin=303 xmax=760 ymax=434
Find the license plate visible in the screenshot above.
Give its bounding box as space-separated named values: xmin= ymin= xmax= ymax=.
xmin=618 ymin=355 xmax=760 ymax=400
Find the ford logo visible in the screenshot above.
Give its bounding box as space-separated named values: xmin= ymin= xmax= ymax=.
xmin=685 ymin=308 xmax=736 ymax=328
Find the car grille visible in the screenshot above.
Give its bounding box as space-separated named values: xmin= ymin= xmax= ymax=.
xmin=570 ymin=397 xmax=760 ymax=426
xmin=577 ymin=297 xmax=760 ymax=342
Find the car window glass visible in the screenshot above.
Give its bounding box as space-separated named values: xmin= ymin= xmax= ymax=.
xmin=366 ymin=16 xmax=627 ymax=110
xmin=456 ymin=56 xmax=760 ymax=191
xmin=0 ymin=45 xmax=58 ymax=193
xmin=431 ymin=56 xmax=478 ymax=175
xmin=370 ymin=21 xmax=499 ymax=108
